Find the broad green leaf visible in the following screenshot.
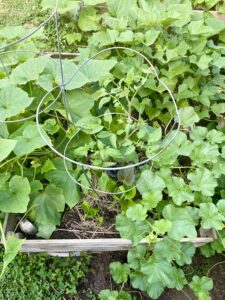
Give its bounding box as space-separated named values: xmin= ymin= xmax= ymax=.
xmin=212 ymin=56 xmax=225 ymax=69
xmin=78 ymin=7 xmax=101 ymax=31
xmin=0 ymin=138 xmax=17 ymax=162
xmin=162 ymin=204 xmax=197 ymax=240
xmin=45 ymin=166 xmax=80 ymax=208
xmin=76 ymin=116 xmax=103 ymax=134
xmin=0 ymin=176 xmax=30 ymax=213
xmin=199 ymin=203 xmax=224 ymax=230
xmin=189 ymin=276 xmax=213 ymax=296
xmin=141 ymin=257 xmax=173 ymax=287
xmin=117 ymin=30 xmax=134 ymax=43
xmin=0 ymin=236 xmax=24 ymax=277
xmin=206 ymin=129 xmax=225 ymax=144
xmin=34 ymin=185 xmax=65 ymax=226
xmin=99 ymin=290 xmax=132 ymax=300
xmin=57 ymin=59 xmax=117 ymax=90
xmin=36 ymin=224 xmax=56 ymax=239
xmin=137 ymin=170 xmax=165 ymax=195
xmin=167 ymin=177 xmax=194 ymax=205
xmin=10 ymin=56 xmax=49 ymax=84
xmin=179 ymin=107 xmax=200 ymax=127
xmin=190 ymin=127 xmax=208 ymax=142
xmin=117 ymin=168 xmax=135 ymax=185
xmin=196 ymin=54 xmax=212 ymax=70
xmin=110 ymin=262 xmax=130 ymax=284
xmin=188 ymin=168 xmax=217 ymax=196
xmin=13 ymin=124 xmax=48 ymax=156
xmin=127 ymin=245 xmax=147 ymax=270
xmin=211 ymin=103 xmax=225 ymax=116
xmin=217 ymin=199 xmax=225 ymax=216
xmin=116 ymin=214 xmax=150 ymax=245
xmin=152 ymin=219 xmax=172 ymax=235
xmin=144 ymin=29 xmax=160 ymax=46
xmin=154 ymin=238 xmax=195 ymax=266
xmin=190 ymin=142 xmax=219 ymax=165
xmin=142 ymin=190 xmax=163 ymax=210
xmin=41 ymin=0 xmax=80 ymax=13
xmin=0 ymin=86 xmax=33 ymax=120
xmin=126 ymin=204 xmax=147 ymax=221
xmin=83 ymin=0 xmax=106 ymax=4
xmin=66 ymin=89 xmax=94 ymax=120
xmin=188 ymin=20 xmax=213 ymax=36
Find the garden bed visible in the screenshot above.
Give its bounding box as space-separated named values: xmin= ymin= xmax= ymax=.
xmin=3 ymin=213 xmax=217 ymax=254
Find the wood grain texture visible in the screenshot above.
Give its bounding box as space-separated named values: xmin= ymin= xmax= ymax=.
xmin=18 ymin=237 xmax=214 ymax=253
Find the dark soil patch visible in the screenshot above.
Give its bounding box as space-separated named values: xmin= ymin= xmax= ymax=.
xmin=51 ymin=205 xmax=119 ymax=239
xmin=76 ymin=252 xmax=150 ymax=300
xmin=159 ymin=250 xmax=225 ymax=300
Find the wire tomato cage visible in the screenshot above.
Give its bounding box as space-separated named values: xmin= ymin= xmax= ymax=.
xmin=0 ymin=1 xmax=181 ymax=196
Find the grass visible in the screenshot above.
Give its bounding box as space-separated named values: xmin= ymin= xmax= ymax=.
xmin=0 ymin=0 xmax=45 ymax=29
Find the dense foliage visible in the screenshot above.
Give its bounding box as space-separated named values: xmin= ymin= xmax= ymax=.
xmin=0 ymin=250 xmax=90 ymax=300
xmin=0 ymin=0 xmax=225 ymax=299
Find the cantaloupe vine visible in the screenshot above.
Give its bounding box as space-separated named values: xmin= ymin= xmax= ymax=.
xmin=0 ymin=0 xmax=225 ymax=299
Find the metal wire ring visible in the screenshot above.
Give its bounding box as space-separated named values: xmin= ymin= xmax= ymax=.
xmin=36 ymin=47 xmax=181 ymax=171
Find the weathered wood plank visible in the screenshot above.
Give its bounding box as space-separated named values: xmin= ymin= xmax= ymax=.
xmin=18 ymin=237 xmax=214 ymax=253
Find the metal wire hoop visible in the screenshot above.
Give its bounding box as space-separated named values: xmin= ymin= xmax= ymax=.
xmin=63 ymin=112 xmax=155 ymax=194
xmin=0 ymin=0 xmax=59 ymax=51
xmin=36 ymin=46 xmax=181 ymax=171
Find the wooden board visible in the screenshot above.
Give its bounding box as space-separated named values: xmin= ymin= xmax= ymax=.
xmin=18 ymin=237 xmax=215 ymax=253
xmin=2 ymin=214 xmax=217 ymax=254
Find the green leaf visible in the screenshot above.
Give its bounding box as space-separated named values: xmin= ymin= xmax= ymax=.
xmin=116 ymin=214 xmax=150 ymax=245
xmin=34 ymin=185 xmax=65 ymax=226
xmin=110 ymin=262 xmax=130 ymax=284
xmin=196 ymin=54 xmax=212 ymax=70
xmin=188 ymin=20 xmax=213 ymax=36
xmin=217 ymin=199 xmax=225 ymax=216
xmin=154 ymin=238 xmax=195 ymax=266
xmin=36 ymin=224 xmax=56 ymax=239
xmin=188 ymin=168 xmax=217 ymax=196
xmin=189 ymin=276 xmax=213 ymax=297
xmin=78 ymin=7 xmax=101 ymax=32
xmin=76 ymin=116 xmax=103 ymax=134
xmin=99 ymin=290 xmax=132 ymax=300
xmin=41 ymin=0 xmax=80 ymax=13
xmin=152 ymin=219 xmax=172 ymax=235
xmin=126 ymin=204 xmax=147 ymax=221
xmin=179 ymin=107 xmax=200 ymax=127
xmin=137 ymin=170 xmax=165 ymax=195
xmin=142 ymin=190 xmax=163 ymax=210
xmin=117 ymin=168 xmax=135 ymax=186
xmin=0 ymin=176 xmax=30 ymax=213
xmin=13 ymin=124 xmax=48 ymax=156
xmin=167 ymin=177 xmax=194 ymax=205
xmin=213 ymin=56 xmax=225 ymax=69
xmin=83 ymin=0 xmax=106 ymax=4
xmin=0 ymin=235 xmax=24 ymax=278
xmin=66 ymin=89 xmax=94 ymax=120
xmin=45 ymin=159 xmax=80 ymax=208
xmin=144 ymin=29 xmax=160 ymax=46
xmin=199 ymin=203 xmax=224 ymax=230
xmin=162 ymin=205 xmax=197 ymax=240
xmin=0 ymin=86 xmax=33 ymax=120
xmin=206 ymin=129 xmax=225 ymax=144
xmin=211 ymin=103 xmax=225 ymax=116
xmin=10 ymin=56 xmax=49 ymax=84
xmin=190 ymin=142 xmax=219 ymax=165
xmin=0 ymin=138 xmax=17 ymax=162
xmin=58 ymin=59 xmax=117 ymax=90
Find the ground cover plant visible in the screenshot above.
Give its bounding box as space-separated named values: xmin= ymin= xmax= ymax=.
xmin=0 ymin=250 xmax=90 ymax=300
xmin=0 ymin=0 xmax=225 ymax=299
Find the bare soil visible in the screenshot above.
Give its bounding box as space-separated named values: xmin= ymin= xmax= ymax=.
xmin=51 ymin=205 xmax=119 ymax=239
